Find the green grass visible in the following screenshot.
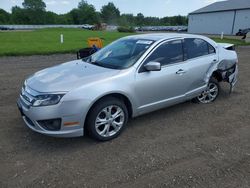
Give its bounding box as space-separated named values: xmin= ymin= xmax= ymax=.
xmin=0 ymin=28 xmax=133 ymax=56
xmin=0 ymin=28 xmax=249 ymax=56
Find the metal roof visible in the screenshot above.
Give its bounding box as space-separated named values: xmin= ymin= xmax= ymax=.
xmin=190 ymin=0 xmax=250 ymax=14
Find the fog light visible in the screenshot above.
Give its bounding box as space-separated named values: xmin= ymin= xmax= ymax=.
xmin=37 ymin=118 xmax=61 ymax=131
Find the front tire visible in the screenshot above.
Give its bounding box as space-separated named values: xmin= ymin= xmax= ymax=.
xmin=194 ymin=78 xmax=220 ymax=104
xmin=86 ymin=97 xmax=128 ymax=141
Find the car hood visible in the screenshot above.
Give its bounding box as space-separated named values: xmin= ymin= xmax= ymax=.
xmin=26 ymin=60 xmax=120 ymax=92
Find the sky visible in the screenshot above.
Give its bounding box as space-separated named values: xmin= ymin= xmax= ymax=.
xmin=0 ymin=0 xmax=221 ymax=17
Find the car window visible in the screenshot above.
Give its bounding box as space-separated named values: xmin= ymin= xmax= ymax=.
xmin=145 ymin=40 xmax=184 ymax=66
xmin=89 ymin=39 xmax=154 ymax=69
xmin=111 ymin=42 xmax=132 ymax=57
xmin=208 ymin=43 xmax=216 ymax=54
xmin=184 ymin=38 xmax=209 ymax=59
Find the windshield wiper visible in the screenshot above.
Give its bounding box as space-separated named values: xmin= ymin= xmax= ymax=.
xmin=82 ymin=56 xmax=92 ymax=63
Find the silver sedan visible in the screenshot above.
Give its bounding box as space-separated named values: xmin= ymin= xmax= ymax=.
xmin=17 ymin=33 xmax=238 ymax=141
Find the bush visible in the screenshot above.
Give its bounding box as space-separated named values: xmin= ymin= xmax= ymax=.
xmin=117 ymin=26 xmax=135 ymax=33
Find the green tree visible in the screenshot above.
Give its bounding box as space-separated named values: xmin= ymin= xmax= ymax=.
xmin=136 ymin=13 xmax=144 ymax=26
xmin=22 ymin=0 xmax=46 ymax=11
xmin=100 ymin=2 xmax=120 ymax=24
xmin=61 ymin=13 xmax=74 ymax=24
xmin=143 ymin=17 xmax=161 ymax=26
xmin=11 ymin=6 xmax=28 ymax=24
xmin=44 ymin=11 xmax=58 ymax=24
xmin=7 ymin=0 xmax=188 ymax=26
xmin=161 ymin=16 xmax=187 ymax=26
xmin=77 ymin=0 xmax=100 ymax=24
xmin=0 ymin=9 xmax=10 ymax=24
xmin=69 ymin=9 xmax=80 ymax=24
xmin=118 ymin=14 xmax=135 ymax=26
xmin=21 ymin=0 xmax=46 ymax=24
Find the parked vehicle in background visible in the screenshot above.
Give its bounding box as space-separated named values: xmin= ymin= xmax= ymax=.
xmin=0 ymin=26 xmax=10 ymax=30
xmin=236 ymin=28 xmax=250 ymax=36
xmin=82 ymin=24 xmax=94 ymax=30
xmin=177 ymin=26 xmax=188 ymax=32
xmin=17 ymin=33 xmax=238 ymax=141
xmin=136 ymin=26 xmax=188 ymax=32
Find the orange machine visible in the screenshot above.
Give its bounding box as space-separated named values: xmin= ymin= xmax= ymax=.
xmin=77 ymin=37 xmax=104 ymax=59
xmin=87 ymin=37 xmax=104 ymax=49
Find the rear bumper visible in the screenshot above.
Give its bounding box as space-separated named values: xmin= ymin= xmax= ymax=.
xmin=17 ymin=97 xmax=89 ymax=138
xmin=230 ymin=64 xmax=238 ymax=91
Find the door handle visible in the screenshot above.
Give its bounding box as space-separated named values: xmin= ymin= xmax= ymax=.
xmin=176 ymin=69 xmax=186 ymax=75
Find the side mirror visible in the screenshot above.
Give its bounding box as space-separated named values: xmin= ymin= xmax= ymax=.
xmin=144 ymin=62 xmax=161 ymax=71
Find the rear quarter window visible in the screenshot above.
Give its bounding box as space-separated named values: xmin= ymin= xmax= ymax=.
xmin=208 ymin=43 xmax=216 ymax=54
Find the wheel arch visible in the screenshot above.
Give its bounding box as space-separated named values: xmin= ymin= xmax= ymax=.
xmin=85 ymin=92 xmax=134 ymax=126
xmin=211 ymin=70 xmax=223 ymax=82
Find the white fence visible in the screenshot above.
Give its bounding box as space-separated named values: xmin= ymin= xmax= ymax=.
xmin=0 ymin=25 xmax=89 ymax=30
xmin=0 ymin=25 xmax=188 ymax=32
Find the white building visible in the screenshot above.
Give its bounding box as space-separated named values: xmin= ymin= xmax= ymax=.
xmin=188 ymin=0 xmax=250 ymax=35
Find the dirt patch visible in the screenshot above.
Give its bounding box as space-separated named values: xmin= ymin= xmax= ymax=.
xmin=0 ymin=49 xmax=249 ymax=187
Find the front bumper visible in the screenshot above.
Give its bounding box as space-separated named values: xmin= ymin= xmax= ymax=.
xmin=17 ymin=97 xmax=90 ymax=138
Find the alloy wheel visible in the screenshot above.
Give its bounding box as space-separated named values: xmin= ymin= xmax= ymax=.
xmin=197 ymin=83 xmax=219 ymax=104
xmin=95 ymin=105 xmax=125 ymax=137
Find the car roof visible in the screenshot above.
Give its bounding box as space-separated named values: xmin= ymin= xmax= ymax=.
xmin=123 ymin=33 xmax=217 ymax=47
xmin=124 ymin=33 xmax=207 ymax=42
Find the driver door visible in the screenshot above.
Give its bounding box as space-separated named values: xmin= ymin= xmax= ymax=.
xmin=135 ymin=40 xmax=189 ymax=114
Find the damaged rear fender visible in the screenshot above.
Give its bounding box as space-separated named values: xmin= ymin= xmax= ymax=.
xmin=205 ymin=43 xmax=238 ymax=86
xmin=205 ymin=59 xmax=238 ymax=93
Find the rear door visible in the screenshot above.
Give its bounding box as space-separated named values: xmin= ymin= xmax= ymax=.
xmin=183 ymin=38 xmax=218 ymax=97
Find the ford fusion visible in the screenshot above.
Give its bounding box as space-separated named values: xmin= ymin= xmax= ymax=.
xmin=17 ymin=33 xmax=238 ymax=141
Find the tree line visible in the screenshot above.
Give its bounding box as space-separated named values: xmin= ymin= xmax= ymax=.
xmin=0 ymin=0 xmax=188 ymax=26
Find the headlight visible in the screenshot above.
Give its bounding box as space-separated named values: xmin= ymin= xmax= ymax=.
xmin=32 ymin=94 xmax=65 ymax=107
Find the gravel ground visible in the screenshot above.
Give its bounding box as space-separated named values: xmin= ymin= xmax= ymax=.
xmin=0 ymin=48 xmax=249 ymax=188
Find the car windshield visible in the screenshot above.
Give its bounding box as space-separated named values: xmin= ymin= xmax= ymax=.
xmin=86 ymin=38 xmax=155 ymax=69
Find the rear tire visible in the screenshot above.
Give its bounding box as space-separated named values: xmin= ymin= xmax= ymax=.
xmin=194 ymin=77 xmax=220 ymax=104
xmin=86 ymin=97 xmax=128 ymax=141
